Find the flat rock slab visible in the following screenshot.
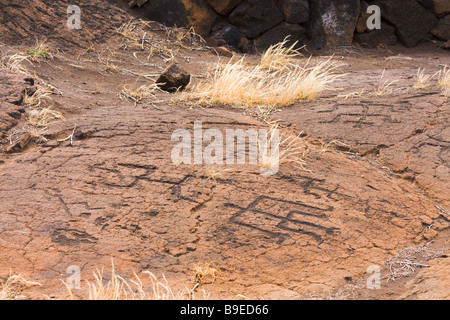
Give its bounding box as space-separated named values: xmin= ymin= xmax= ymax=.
xmin=277 ymin=93 xmax=449 ymax=209
xmin=0 ymin=102 xmax=447 ymax=298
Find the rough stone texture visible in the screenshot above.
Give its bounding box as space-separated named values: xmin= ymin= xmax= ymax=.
xmin=229 ymin=0 xmax=284 ymax=38
xmin=212 ymin=24 xmax=246 ymax=49
xmin=0 ymin=104 xmax=444 ymax=298
xmin=138 ymin=0 xmax=218 ymax=36
xmin=0 ymin=0 xmax=129 ymax=49
xmin=356 ymin=1 xmax=371 ymax=33
xmin=433 ymin=0 xmax=450 ymax=15
xmin=277 ymin=85 xmax=449 ymax=209
xmin=431 ymin=15 xmax=450 ymax=41
xmin=127 ymin=0 xmax=148 ymax=7
xmin=254 ymin=22 xmax=305 ymax=51
xmin=156 ymin=63 xmax=191 ymax=93
xmin=206 ymin=0 xmax=243 ymax=15
xmin=0 ymin=70 xmax=32 ymax=142
xmin=275 ymin=0 xmax=309 ymax=24
xmin=371 ymin=0 xmax=438 ymax=47
xmin=307 ymin=0 xmax=361 ymax=49
xmin=354 ymin=22 xmax=398 ymax=47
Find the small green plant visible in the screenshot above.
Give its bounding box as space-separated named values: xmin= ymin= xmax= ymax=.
xmin=26 ymin=40 xmax=54 ymax=61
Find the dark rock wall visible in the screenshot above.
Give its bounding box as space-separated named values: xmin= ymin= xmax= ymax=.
xmin=127 ymin=0 xmax=450 ymax=50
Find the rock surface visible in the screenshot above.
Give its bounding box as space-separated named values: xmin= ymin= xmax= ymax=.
xmin=156 ymin=63 xmax=191 ymax=93
xmin=138 ymin=0 xmax=218 ymax=36
xmin=254 ymin=22 xmax=305 ymax=51
xmin=206 ymin=0 xmax=243 ymax=15
xmin=229 ymin=0 xmax=284 ymax=38
xmin=371 ymin=0 xmax=438 ymax=47
xmin=431 ymin=15 xmax=450 ymax=41
xmin=0 ymin=70 xmax=32 ymax=143
xmin=275 ymin=0 xmax=309 ymax=24
xmin=307 ymin=0 xmax=360 ymax=49
xmin=433 ymin=0 xmax=450 ymax=15
xmin=354 ymin=22 xmax=398 ymax=47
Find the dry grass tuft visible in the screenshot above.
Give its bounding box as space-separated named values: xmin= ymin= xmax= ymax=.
xmin=188 ymin=55 xmax=342 ymax=108
xmin=192 ymin=261 xmax=222 ymax=285
xmin=120 ymin=83 xmax=159 ymax=104
xmin=437 ymin=65 xmax=450 ymax=97
xmin=65 ymin=260 xmax=197 ymax=300
xmin=0 ymin=274 xmax=41 ymax=300
xmin=260 ymin=125 xmax=308 ymax=172
xmin=370 ymin=70 xmax=398 ymax=96
xmin=0 ymin=53 xmax=31 ymax=74
xmin=22 ymin=86 xmax=54 ymax=108
xmin=27 ymin=108 xmax=65 ymax=129
xmin=260 ymin=37 xmax=302 ymax=71
xmin=413 ymin=68 xmax=438 ymax=90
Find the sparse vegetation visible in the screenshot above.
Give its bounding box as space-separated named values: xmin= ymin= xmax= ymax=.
xmin=413 ymin=68 xmax=436 ymax=90
xmin=437 ymin=65 xmax=450 ymax=97
xmin=188 ymin=54 xmax=343 ymax=108
xmin=120 ymin=83 xmax=159 ymax=105
xmin=26 ymin=40 xmax=54 ymax=61
xmin=65 ymin=260 xmax=201 ymax=300
xmin=192 ymin=261 xmax=221 ymax=285
xmin=0 ymin=275 xmax=41 ymax=300
xmin=260 ymin=125 xmax=308 ymax=172
xmin=370 ymin=70 xmax=398 ymax=96
xmin=0 ymin=53 xmax=31 ymax=74
xmin=260 ymin=37 xmax=302 ymax=71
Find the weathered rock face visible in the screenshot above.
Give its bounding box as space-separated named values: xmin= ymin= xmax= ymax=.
xmin=355 ymin=1 xmax=371 ymax=33
xmin=156 ymin=63 xmax=191 ymax=93
xmin=255 ymin=22 xmax=305 ymax=51
xmin=229 ymin=0 xmax=284 ymax=38
xmin=206 ymin=0 xmax=243 ymax=15
xmin=212 ymin=24 xmax=246 ymax=49
xmin=433 ymin=0 xmax=450 ymax=15
xmin=370 ymin=0 xmax=438 ymax=47
xmin=133 ymin=0 xmax=218 ymax=36
xmin=124 ymin=0 xmax=448 ymax=50
xmin=307 ymin=0 xmax=360 ymax=49
xmin=1 ymin=0 xmax=447 ymax=52
xmin=0 ymin=70 xmax=33 ymax=144
xmin=275 ymin=0 xmax=310 ymax=24
xmin=431 ymin=15 xmax=450 ymax=41
xmin=354 ymin=21 xmax=397 ymax=47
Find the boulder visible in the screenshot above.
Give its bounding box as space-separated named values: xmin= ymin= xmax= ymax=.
xmin=156 ymin=63 xmax=191 ymax=93
xmin=127 ymin=0 xmax=148 ymax=7
xmin=356 ymin=1 xmax=371 ymax=33
xmin=138 ymin=0 xmax=218 ymax=36
xmin=212 ymin=24 xmax=246 ymax=49
xmin=254 ymin=22 xmax=305 ymax=51
xmin=206 ymin=0 xmax=244 ymax=15
xmin=275 ymin=0 xmax=309 ymax=24
xmin=431 ymin=15 xmax=450 ymax=41
xmin=307 ymin=0 xmax=360 ymax=49
xmin=354 ymin=22 xmax=398 ymax=47
xmin=433 ymin=0 xmax=450 ymax=15
xmin=371 ymin=0 xmax=437 ymax=47
xmin=416 ymin=0 xmax=435 ymax=11
xmin=229 ymin=0 xmax=284 ymax=38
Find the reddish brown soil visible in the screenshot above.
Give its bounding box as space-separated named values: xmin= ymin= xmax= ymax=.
xmin=0 ymin=2 xmax=449 ymax=300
